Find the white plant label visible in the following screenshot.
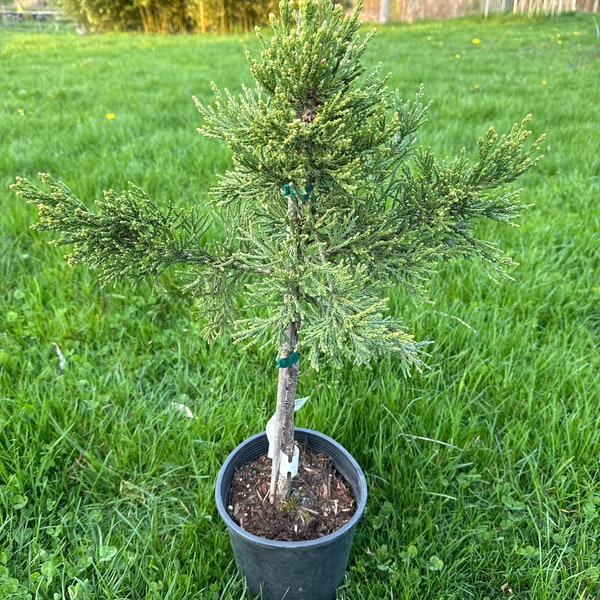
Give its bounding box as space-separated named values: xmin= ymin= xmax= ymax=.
xmin=266 ymin=396 xmax=309 ymax=478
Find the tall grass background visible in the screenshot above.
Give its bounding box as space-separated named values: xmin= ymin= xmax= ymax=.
xmin=1 ymin=11 xmax=599 ymax=599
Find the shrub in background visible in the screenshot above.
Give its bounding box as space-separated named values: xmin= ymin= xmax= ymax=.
xmin=55 ymin=0 xmax=279 ymax=33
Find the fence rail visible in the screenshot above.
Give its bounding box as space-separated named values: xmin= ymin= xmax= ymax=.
xmin=361 ymin=0 xmax=600 ymax=22
xmin=0 ymin=8 xmax=65 ymax=22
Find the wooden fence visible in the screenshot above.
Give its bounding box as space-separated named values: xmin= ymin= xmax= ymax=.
xmin=361 ymin=0 xmax=600 ymax=22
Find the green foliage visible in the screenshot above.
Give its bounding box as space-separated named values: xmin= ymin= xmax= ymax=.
xmin=54 ymin=0 xmax=278 ymax=33
xmin=56 ymin=0 xmax=141 ymax=31
xmin=12 ymin=174 xmax=213 ymax=286
xmin=403 ymin=117 xmax=542 ymax=279
xmin=12 ymin=0 xmax=543 ymax=373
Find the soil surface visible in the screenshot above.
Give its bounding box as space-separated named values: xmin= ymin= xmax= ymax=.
xmin=227 ymin=445 xmax=357 ymax=541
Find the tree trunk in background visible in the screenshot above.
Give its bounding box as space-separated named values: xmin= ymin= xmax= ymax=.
xmin=379 ymin=0 xmax=390 ymax=23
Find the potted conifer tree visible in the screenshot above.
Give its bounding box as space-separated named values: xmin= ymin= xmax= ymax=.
xmin=12 ymin=1 xmax=543 ymax=598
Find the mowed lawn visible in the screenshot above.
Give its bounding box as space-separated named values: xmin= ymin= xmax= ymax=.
xmin=1 ymin=10 xmax=599 ymax=599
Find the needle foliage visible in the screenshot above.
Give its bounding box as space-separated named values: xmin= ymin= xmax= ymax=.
xmin=11 ymin=0 xmax=543 ymax=374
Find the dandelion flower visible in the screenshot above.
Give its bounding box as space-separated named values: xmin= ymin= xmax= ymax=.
xmin=455 ymin=53 xmax=461 ymax=59
xmin=472 ymin=38 xmax=481 ymax=44
xmin=473 ymin=83 xmax=480 ymax=89
xmin=17 ymin=108 xmax=24 ymax=115
xmin=106 ymin=113 xmax=116 ymax=120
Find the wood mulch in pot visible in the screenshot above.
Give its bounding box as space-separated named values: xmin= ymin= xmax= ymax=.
xmin=227 ymin=445 xmax=357 ymax=542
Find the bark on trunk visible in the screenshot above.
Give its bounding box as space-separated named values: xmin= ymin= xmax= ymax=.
xmin=268 ymin=192 xmax=301 ymax=505
xmin=269 ymin=319 xmax=300 ymax=504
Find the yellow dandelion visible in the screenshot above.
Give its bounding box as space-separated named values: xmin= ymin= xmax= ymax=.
xmin=426 ymin=35 xmax=433 ymax=41
xmin=558 ymin=40 xmax=563 ymax=45
xmin=573 ymin=31 xmax=580 ymax=35
xmin=541 ymin=80 xmax=547 ymax=86
xmin=473 ymin=83 xmax=480 ymax=89
xmin=106 ymin=113 xmax=116 ymax=120
xmin=17 ymin=108 xmax=25 ymax=115
xmin=472 ymin=38 xmax=481 ymax=44
xmin=455 ymin=53 xmax=461 ymax=59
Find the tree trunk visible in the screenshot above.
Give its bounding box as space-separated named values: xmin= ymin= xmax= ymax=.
xmin=268 ymin=193 xmax=302 ymax=505
xmin=379 ymin=0 xmax=390 ymax=23
xmin=268 ymin=318 xmax=300 ymax=504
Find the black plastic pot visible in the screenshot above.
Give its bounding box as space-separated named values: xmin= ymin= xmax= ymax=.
xmin=215 ymin=428 xmax=368 ymax=600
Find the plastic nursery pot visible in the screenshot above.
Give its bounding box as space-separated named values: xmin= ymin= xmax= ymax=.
xmin=215 ymin=428 xmax=368 ymax=600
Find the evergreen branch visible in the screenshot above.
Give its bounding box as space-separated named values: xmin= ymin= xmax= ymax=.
xmin=251 ymin=0 xmax=369 ymax=102
xmin=182 ymin=266 xmax=248 ymax=341
xmin=228 ymin=260 xmax=427 ymax=373
xmin=297 ymin=263 xmax=428 ymax=371
xmin=468 ymin=115 xmax=546 ymax=190
xmin=12 ymin=173 xmax=214 ymax=287
xmin=386 ymin=117 xmax=544 ymax=279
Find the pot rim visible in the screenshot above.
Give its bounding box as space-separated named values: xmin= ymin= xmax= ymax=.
xmin=215 ymin=427 xmax=368 ymax=549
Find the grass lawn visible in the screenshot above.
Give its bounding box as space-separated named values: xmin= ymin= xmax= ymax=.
xmin=1 ymin=10 xmax=600 ymax=599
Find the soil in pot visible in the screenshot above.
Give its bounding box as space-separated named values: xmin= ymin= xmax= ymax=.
xmin=227 ymin=444 xmax=357 ymax=542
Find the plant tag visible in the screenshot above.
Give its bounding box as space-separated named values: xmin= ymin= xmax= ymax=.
xmin=279 ymin=445 xmax=300 ymax=478
xmin=266 ymin=396 xmax=309 ymax=478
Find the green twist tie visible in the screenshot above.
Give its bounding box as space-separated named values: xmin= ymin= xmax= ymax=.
xmin=276 ymin=352 xmax=299 ymax=369
xmin=282 ymin=184 xmax=313 ymax=202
